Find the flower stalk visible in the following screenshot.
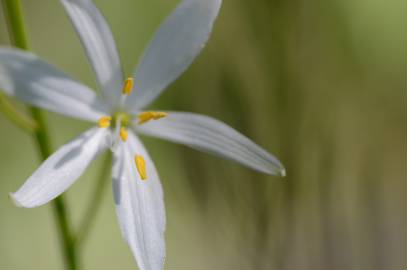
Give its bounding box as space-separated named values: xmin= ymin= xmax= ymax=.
xmin=1 ymin=0 xmax=79 ymax=269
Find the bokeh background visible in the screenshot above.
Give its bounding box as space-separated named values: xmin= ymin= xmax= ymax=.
xmin=1 ymin=0 xmax=407 ymax=269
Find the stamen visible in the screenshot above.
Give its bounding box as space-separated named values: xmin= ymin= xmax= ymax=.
xmin=98 ymin=116 xmax=112 ymax=128
xmin=138 ymin=111 xmax=168 ymax=124
xmin=135 ymin=155 xmax=147 ymax=180
xmin=122 ymin=77 xmax=134 ymax=96
xmin=120 ymin=127 xmax=128 ymax=142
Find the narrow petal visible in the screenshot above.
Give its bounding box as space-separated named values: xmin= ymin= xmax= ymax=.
xmin=0 ymin=48 xmax=109 ymax=122
xmin=10 ymin=127 xmax=110 ymax=208
xmin=60 ymin=0 xmax=123 ymax=105
xmin=125 ymin=0 xmax=222 ymax=111
xmin=134 ymin=112 xmax=285 ymax=176
xmin=113 ymin=132 xmax=165 ymax=270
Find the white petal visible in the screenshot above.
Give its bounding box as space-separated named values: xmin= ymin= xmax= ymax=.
xmin=134 ymin=112 xmax=285 ymax=176
xmin=60 ymin=0 xmax=123 ymax=105
xmin=0 ymin=48 xmax=109 ymax=122
xmin=10 ymin=127 xmax=110 ymax=208
xmin=125 ymin=0 xmax=222 ymax=111
xmin=113 ymin=132 xmax=165 ymax=270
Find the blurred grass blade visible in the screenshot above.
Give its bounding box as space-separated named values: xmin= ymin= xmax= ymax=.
xmin=0 ymin=92 xmax=37 ymax=133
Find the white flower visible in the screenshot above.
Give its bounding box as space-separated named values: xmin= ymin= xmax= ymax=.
xmin=0 ymin=0 xmax=285 ymax=269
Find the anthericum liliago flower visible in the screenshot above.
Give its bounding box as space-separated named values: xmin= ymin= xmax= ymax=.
xmin=0 ymin=0 xmax=285 ymax=269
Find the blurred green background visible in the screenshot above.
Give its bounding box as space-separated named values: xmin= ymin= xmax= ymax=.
xmin=1 ymin=0 xmax=407 ymax=269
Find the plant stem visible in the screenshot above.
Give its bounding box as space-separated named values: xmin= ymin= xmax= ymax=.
xmin=2 ymin=0 xmax=28 ymax=48
xmin=76 ymin=153 xmax=111 ymax=247
xmin=2 ymin=0 xmax=79 ymax=269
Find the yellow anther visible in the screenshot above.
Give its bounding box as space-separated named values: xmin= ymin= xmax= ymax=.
xmin=135 ymin=155 xmax=147 ymax=180
xmin=138 ymin=111 xmax=168 ymax=125
xmin=120 ymin=127 xmax=128 ymax=142
xmin=138 ymin=112 xmax=154 ymax=124
xmin=98 ymin=116 xmax=112 ymax=128
xmin=122 ymin=77 xmax=134 ymax=95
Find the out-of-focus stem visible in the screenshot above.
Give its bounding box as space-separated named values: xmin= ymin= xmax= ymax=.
xmin=76 ymin=153 xmax=111 ymax=247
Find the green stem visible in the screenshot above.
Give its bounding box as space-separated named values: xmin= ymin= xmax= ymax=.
xmin=76 ymin=153 xmax=111 ymax=247
xmin=2 ymin=1 xmax=79 ymax=269
xmin=2 ymin=0 xmax=28 ymax=48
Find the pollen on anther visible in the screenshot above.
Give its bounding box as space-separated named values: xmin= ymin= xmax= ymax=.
xmin=138 ymin=111 xmax=168 ymax=124
xmin=135 ymin=155 xmax=147 ymax=180
xmin=122 ymin=77 xmax=134 ymax=95
xmin=120 ymin=127 xmax=128 ymax=142
xmin=98 ymin=116 xmax=112 ymax=128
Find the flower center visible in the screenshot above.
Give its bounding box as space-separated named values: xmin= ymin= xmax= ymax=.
xmin=98 ymin=112 xmax=130 ymax=140
xmin=113 ymin=112 xmax=130 ymax=128
xmin=96 ymin=77 xmax=168 ymax=181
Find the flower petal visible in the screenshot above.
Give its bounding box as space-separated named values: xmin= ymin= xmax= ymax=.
xmin=134 ymin=112 xmax=285 ymax=176
xmin=0 ymin=48 xmax=109 ymax=122
xmin=60 ymin=0 xmax=123 ymax=105
xmin=10 ymin=127 xmax=110 ymax=208
xmin=112 ymin=132 xmax=165 ymax=270
xmin=125 ymin=0 xmax=222 ymax=111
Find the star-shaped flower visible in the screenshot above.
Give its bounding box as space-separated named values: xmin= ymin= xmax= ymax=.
xmin=0 ymin=0 xmax=285 ymax=269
